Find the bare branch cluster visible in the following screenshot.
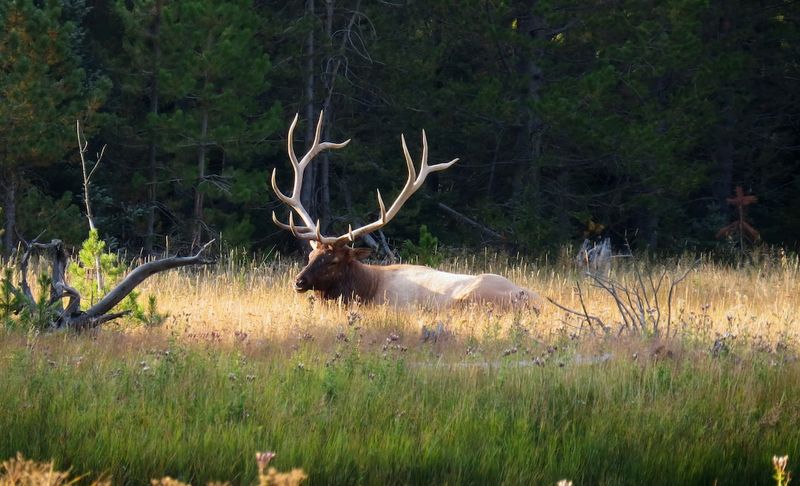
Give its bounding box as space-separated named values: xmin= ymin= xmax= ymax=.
xmin=550 ymin=256 xmax=699 ymax=338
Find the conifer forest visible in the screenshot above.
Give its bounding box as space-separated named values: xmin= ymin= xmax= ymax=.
xmin=2 ymin=0 xmax=798 ymax=256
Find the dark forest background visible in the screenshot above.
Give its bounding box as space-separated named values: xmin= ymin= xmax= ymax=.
xmin=1 ymin=0 xmax=798 ymax=258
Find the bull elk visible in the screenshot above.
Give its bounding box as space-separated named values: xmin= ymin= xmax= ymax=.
xmin=271 ymin=112 xmax=542 ymax=312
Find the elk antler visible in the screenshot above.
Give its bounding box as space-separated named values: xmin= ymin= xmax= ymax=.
xmin=339 ymin=130 xmax=458 ymax=243
xmin=271 ymin=111 xmax=351 ymax=242
xmin=271 ymin=112 xmax=458 ymax=245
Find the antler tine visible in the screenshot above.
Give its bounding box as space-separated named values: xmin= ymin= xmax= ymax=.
xmin=421 ymin=129 xmax=429 ymax=170
xmin=312 ymin=111 xmax=324 ymax=151
xmin=287 ymin=113 xmax=300 ymax=168
xmin=298 ymin=110 xmax=351 ymax=168
xmin=419 ymin=129 xmax=459 ymax=174
xmin=400 ymin=133 xmax=418 ymax=187
xmin=376 ymin=189 xmax=387 ymax=223
xmin=272 ymin=211 xmax=315 ymax=238
xmin=289 ymin=212 xmax=301 ymax=238
xmin=270 ymin=168 xmax=293 ymax=205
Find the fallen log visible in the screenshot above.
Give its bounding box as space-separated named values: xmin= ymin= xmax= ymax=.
xmin=10 ymin=238 xmax=214 ymax=331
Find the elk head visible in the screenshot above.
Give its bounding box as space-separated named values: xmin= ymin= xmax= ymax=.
xmin=271 ymin=111 xmax=458 ymax=293
xmin=293 ymin=243 xmax=372 ymax=292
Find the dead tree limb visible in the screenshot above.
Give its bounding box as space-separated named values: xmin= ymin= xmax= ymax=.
xmin=76 ymin=120 xmax=106 ymax=232
xmin=434 ymin=201 xmax=505 ymax=241
xmin=76 ymin=119 xmax=107 ymax=291
xmin=545 ymin=288 xmax=605 ymax=334
xmin=666 ymin=261 xmax=697 ymax=337
xmin=9 ymin=239 xmax=215 ymax=331
xmin=84 ymin=240 xmax=215 ymax=321
xmin=548 ymin=258 xmax=699 ymax=338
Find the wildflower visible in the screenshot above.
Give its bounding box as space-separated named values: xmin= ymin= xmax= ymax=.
xmin=255 ymin=451 xmax=276 ymax=474
xmin=346 ymin=310 xmax=361 ymax=326
xmin=773 ymin=455 xmax=790 ymax=486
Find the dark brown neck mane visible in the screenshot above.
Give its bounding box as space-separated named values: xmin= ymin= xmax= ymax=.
xmin=317 ymin=260 xmax=380 ymax=303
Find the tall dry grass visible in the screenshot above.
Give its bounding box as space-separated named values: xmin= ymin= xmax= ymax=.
xmin=133 ymin=248 xmax=800 ymax=353
xmin=2 ymin=248 xmax=799 ymax=485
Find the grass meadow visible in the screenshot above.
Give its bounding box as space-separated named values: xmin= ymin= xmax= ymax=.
xmin=2 ymin=248 xmax=800 ymax=485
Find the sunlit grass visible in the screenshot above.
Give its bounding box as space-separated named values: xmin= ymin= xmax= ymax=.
xmin=1 ymin=248 xmax=799 ymax=484
xmin=141 ymin=247 xmax=800 ymax=349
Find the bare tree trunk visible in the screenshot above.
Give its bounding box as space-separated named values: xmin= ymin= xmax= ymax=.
xmin=301 ymin=0 xmax=318 ymax=231
xmin=2 ymin=169 xmax=17 ymax=258
xmin=335 ymin=176 xmax=394 ymax=258
xmin=435 ymin=201 xmax=505 ymax=242
xmin=78 ymin=133 xmax=97 ymax=234
xmin=711 ymin=12 xmax=735 ymax=218
xmin=144 ymin=0 xmax=163 ymax=255
xmin=145 ymin=140 xmax=158 ymax=252
xmin=486 ymin=132 xmax=502 ymax=197
xmin=318 ymin=0 xmax=362 ymax=232
xmin=713 ymin=113 xmax=734 ymax=208
xmin=320 ymin=117 xmax=332 ymax=229
xmin=511 ymin=4 xmax=545 ymax=211
xmin=76 ymin=120 xmax=106 ymax=291
xmin=192 ymin=108 xmax=209 ymax=248
xmin=319 ymin=0 xmax=335 ymax=230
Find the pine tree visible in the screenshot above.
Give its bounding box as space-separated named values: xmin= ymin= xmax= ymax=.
xmin=155 ymin=0 xmax=282 ymax=248
xmin=533 ymin=0 xmax=718 ymax=248
xmin=0 ymin=0 xmax=108 ymax=256
xmin=110 ymin=0 xmax=166 ymax=254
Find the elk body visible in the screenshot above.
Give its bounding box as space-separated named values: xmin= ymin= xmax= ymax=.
xmin=272 ymin=112 xmax=542 ymax=312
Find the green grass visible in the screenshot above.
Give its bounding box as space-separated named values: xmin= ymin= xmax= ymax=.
xmin=1 ymin=330 xmax=798 ymax=485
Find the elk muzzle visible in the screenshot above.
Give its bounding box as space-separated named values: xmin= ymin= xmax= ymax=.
xmin=293 ymin=274 xmax=311 ymax=292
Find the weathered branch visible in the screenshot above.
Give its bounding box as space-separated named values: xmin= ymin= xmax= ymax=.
xmin=76 ymin=120 xmax=105 ymax=233
xmin=83 ymin=239 xmax=215 ymax=321
xmin=6 ymin=238 xmax=215 ymax=331
xmin=666 ymin=260 xmax=699 ymax=336
xmin=434 ymin=201 xmax=505 ymax=241
xmin=76 ymin=119 xmax=107 ymax=291
xmin=545 ymin=293 xmax=605 ymax=330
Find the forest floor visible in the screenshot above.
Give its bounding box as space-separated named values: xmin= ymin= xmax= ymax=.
xmin=2 ymin=251 xmax=799 ymax=485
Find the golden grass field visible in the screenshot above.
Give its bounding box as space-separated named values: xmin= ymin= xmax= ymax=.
xmin=141 ymin=248 xmax=800 ymax=355
xmin=2 ymin=248 xmax=799 ymax=485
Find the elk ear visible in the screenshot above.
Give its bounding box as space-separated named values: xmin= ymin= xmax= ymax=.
xmin=351 ymin=247 xmax=372 ymax=261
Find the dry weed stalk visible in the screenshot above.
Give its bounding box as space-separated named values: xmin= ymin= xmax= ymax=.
xmin=549 ymin=258 xmax=698 ymax=338
xmin=0 ymin=453 xmax=109 ymax=486
xmin=1 ymin=452 xmax=307 ymax=486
